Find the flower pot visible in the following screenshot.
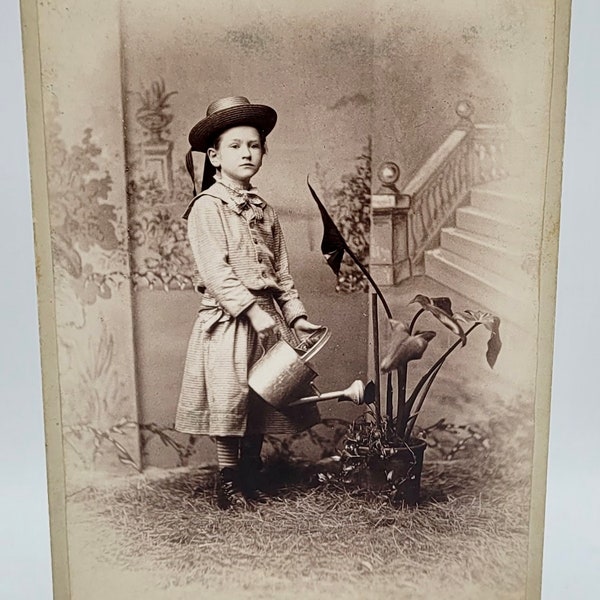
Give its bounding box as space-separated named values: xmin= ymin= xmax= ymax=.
xmin=345 ymin=438 xmax=427 ymax=506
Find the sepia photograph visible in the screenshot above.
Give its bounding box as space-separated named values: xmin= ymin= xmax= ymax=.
xmin=19 ymin=0 xmax=571 ymax=598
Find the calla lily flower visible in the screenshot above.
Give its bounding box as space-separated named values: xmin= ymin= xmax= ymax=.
xmin=410 ymin=294 xmax=467 ymax=346
xmin=381 ymin=320 xmax=436 ymax=372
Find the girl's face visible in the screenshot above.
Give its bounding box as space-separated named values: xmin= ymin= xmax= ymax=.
xmin=207 ymin=126 xmax=264 ymax=186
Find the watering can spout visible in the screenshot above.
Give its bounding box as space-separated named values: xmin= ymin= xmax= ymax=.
xmin=287 ymin=380 xmax=376 ymax=408
xmin=247 ymin=327 xmax=375 ymax=412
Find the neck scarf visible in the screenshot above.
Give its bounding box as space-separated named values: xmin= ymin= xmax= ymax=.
xmin=215 ymin=175 xmax=265 ymax=222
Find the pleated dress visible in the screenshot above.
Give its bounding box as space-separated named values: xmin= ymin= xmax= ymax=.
xmin=175 ymin=180 xmax=320 ymax=437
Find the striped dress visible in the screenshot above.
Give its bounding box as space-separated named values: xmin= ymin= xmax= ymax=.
xmin=175 ymin=180 xmax=320 ymax=436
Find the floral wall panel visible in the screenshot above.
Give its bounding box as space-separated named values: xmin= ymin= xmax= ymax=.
xmin=37 ymin=0 xmax=141 ymax=480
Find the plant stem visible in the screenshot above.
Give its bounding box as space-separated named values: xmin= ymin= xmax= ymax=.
xmin=386 ymin=373 xmax=394 ymax=435
xmin=395 ymin=366 xmax=407 ymax=437
xmin=404 ymin=361 xmax=444 ymax=440
xmin=400 ymin=323 xmax=480 ymax=438
xmin=371 ymin=293 xmax=382 ymax=426
xmin=343 ymin=242 xmax=393 ymax=319
xmin=408 ymin=309 xmax=425 ymax=334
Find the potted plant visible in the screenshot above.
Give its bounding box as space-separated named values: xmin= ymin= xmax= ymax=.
xmin=135 ymin=78 xmax=177 ymax=143
xmin=307 ymin=179 xmax=501 ymax=506
xmin=339 ymin=295 xmax=501 ymax=505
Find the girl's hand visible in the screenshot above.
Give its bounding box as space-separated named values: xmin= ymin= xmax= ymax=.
xmin=292 ymin=317 xmax=322 ymax=341
xmin=245 ymin=304 xmax=278 ymax=341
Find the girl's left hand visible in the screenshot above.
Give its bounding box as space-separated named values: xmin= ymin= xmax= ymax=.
xmin=292 ymin=317 xmax=322 ymax=340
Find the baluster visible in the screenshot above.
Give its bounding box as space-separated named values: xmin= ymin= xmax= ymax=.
xmin=418 ymin=211 xmax=426 ymax=251
xmin=448 ymin=158 xmax=456 ymax=198
xmin=437 ymin=172 xmax=446 ymax=213
xmin=424 ymin=186 xmax=434 ymax=224
xmin=429 ymin=180 xmax=438 ymax=220
xmin=460 ymin=143 xmax=469 ymax=191
xmin=456 ymin=152 xmax=464 ymax=196
xmin=462 ymin=143 xmax=470 ymax=192
xmin=428 ymin=185 xmax=437 ymax=226
xmin=441 ymin=164 xmax=451 ymax=207
xmin=478 ymin=142 xmax=488 ymax=184
xmin=415 ymin=191 xmax=425 ymax=231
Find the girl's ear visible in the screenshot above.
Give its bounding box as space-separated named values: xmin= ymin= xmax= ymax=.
xmin=206 ymin=147 xmax=220 ymax=168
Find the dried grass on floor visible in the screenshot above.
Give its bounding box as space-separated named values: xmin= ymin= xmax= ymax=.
xmin=68 ymin=400 xmax=532 ymax=600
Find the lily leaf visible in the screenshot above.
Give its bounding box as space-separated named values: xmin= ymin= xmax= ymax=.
xmin=410 ymin=294 xmax=467 ymax=345
xmin=381 ymin=323 xmax=436 ymax=372
xmin=307 ymin=178 xmax=347 ymax=274
xmin=454 ymin=310 xmax=502 ymax=368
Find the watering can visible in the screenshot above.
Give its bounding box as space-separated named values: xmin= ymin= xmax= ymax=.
xmin=248 ymin=327 xmax=375 ymax=410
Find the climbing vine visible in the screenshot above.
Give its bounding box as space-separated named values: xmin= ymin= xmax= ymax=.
xmin=324 ymin=138 xmax=372 ymax=293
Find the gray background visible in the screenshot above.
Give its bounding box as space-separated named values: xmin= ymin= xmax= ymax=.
xmin=1 ymin=0 xmax=597 ymax=598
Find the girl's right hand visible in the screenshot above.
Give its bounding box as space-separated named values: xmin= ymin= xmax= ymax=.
xmin=245 ymin=304 xmax=278 ymax=341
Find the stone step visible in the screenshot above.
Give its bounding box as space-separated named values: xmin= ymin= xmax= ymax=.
xmin=440 ymin=227 xmax=534 ymax=288
xmin=469 ymin=188 xmax=530 ymax=218
xmin=424 ymin=247 xmax=537 ymax=332
xmin=456 ymin=206 xmax=536 ymax=246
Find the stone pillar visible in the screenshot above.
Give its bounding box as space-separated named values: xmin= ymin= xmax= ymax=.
xmin=141 ymin=140 xmax=174 ymax=191
xmin=370 ymin=161 xmax=412 ymax=285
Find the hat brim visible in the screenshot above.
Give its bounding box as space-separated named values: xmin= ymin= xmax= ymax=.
xmin=189 ymin=104 xmax=277 ymax=152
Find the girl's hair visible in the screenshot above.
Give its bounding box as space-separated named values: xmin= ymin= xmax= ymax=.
xmin=186 ymin=126 xmax=268 ymax=196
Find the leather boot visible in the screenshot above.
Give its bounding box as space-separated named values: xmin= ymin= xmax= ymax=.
xmin=240 ymin=434 xmax=268 ymax=503
xmin=216 ymin=467 xmax=248 ymax=510
xmin=239 ymin=455 xmax=269 ymax=503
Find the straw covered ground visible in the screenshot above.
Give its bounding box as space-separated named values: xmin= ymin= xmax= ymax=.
xmin=65 ymin=388 xmax=534 ymax=600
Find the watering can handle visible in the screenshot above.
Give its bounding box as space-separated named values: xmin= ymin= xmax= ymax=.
xmin=256 ymin=328 xmax=282 ymax=360
xmin=296 ymin=326 xmax=331 ymax=363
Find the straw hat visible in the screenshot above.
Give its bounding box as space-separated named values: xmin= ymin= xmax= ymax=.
xmin=188 ymin=96 xmax=277 ymax=152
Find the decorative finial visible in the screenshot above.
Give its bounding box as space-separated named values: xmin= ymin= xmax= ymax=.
xmin=377 ymin=161 xmax=400 ymax=191
xmin=455 ymin=100 xmax=475 ymax=129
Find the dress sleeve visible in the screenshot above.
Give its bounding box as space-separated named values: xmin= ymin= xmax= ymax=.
xmin=271 ymin=210 xmax=308 ymax=325
xmin=187 ymin=199 xmax=256 ymax=317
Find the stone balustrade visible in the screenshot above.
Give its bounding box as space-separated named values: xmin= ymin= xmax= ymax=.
xmin=370 ymin=101 xmax=509 ymax=285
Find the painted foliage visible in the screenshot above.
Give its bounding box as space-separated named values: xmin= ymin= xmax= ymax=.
xmin=127 ymin=78 xmax=196 ymax=291
xmin=45 ymin=98 xmax=141 ymax=473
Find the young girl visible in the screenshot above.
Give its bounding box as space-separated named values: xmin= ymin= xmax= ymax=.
xmin=176 ymin=96 xmax=322 ymax=509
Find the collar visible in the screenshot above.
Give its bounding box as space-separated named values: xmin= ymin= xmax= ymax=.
xmin=214 ymin=175 xmax=265 ymax=210
xmin=182 ymin=181 xmax=266 ymax=220
xmin=214 ymin=172 xmax=256 ymax=194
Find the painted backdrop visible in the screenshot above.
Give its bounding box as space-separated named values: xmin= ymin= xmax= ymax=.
xmin=36 ymin=0 xmax=553 ymax=475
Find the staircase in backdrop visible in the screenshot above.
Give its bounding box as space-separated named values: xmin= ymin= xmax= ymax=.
xmin=370 ymin=100 xmax=540 ymax=333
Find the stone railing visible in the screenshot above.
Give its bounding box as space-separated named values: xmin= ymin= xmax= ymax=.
xmin=370 ymin=101 xmax=509 ymax=285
